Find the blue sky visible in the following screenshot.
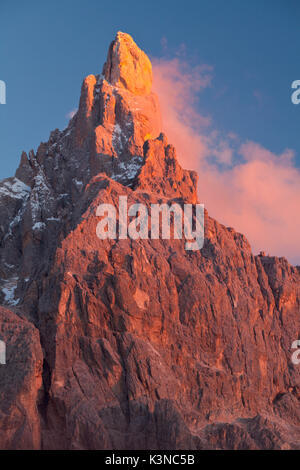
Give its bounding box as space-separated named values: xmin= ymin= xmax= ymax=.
xmin=0 ymin=0 xmax=299 ymax=179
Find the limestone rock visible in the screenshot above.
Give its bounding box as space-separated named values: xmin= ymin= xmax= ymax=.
xmin=103 ymin=32 xmax=152 ymax=95
xmin=0 ymin=32 xmax=300 ymax=450
xmin=0 ymin=307 xmax=43 ymax=449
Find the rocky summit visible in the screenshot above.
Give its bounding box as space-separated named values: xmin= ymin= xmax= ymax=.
xmin=0 ymin=32 xmax=300 ymax=450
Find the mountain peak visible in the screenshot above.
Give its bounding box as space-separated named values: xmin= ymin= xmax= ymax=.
xmin=1 ymin=31 xmax=300 ymax=451
xmin=102 ymin=31 xmax=152 ymax=95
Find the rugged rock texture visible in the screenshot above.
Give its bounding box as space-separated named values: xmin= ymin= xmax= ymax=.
xmin=0 ymin=32 xmax=300 ymax=450
xmin=0 ymin=307 xmax=42 ymax=449
xmin=103 ymin=32 xmax=153 ymax=95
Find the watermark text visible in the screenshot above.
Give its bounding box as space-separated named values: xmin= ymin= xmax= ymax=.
xmin=96 ymin=196 xmax=204 ymax=251
xmin=0 ymin=340 xmax=6 ymax=364
xmin=291 ymin=80 xmax=300 ymax=105
xmin=0 ymin=80 xmax=6 ymax=105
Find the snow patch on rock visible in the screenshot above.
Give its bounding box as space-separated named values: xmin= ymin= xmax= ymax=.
xmin=1 ymin=277 xmax=19 ymax=306
xmin=0 ymin=178 xmax=30 ymax=200
xmin=111 ymin=156 xmax=143 ymax=183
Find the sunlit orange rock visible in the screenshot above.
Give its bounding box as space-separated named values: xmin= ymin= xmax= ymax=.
xmin=0 ymin=32 xmax=300 ymax=450
xmin=103 ymin=31 xmax=153 ymax=95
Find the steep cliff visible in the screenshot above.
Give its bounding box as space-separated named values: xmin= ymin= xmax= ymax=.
xmin=0 ymin=32 xmax=299 ymax=450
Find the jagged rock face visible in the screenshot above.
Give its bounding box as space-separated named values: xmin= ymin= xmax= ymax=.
xmin=0 ymin=307 xmax=43 ymax=449
xmin=0 ymin=32 xmax=300 ymax=450
xmin=103 ymin=32 xmax=153 ymax=95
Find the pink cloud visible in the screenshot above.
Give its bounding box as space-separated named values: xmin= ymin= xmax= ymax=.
xmin=152 ymin=57 xmax=212 ymax=169
xmin=152 ymin=58 xmax=300 ymax=265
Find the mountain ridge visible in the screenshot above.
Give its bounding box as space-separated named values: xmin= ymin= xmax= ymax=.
xmin=0 ymin=32 xmax=299 ymax=450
